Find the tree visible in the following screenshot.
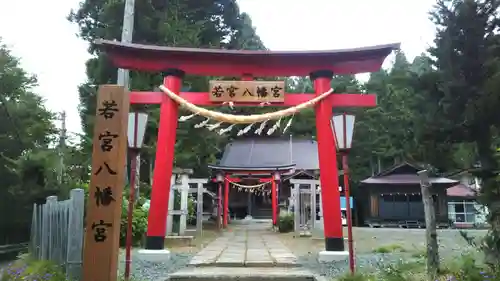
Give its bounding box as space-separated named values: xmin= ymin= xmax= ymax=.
xmin=0 ymin=40 xmax=57 ymax=243
xmin=69 ymin=0 xmax=266 ymax=180
xmin=423 ymin=0 xmax=500 ymax=263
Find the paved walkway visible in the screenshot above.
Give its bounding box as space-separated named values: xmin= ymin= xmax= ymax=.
xmin=188 ymin=224 xmax=298 ymax=267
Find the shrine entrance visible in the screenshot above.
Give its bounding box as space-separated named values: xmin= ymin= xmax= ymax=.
xmin=96 ymin=40 xmax=399 ymax=253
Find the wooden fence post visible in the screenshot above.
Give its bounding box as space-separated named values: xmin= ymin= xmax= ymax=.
xmin=66 ymin=188 xmax=85 ymax=281
xmin=418 ymin=170 xmax=440 ymax=280
xmin=46 ymin=196 xmax=58 ymax=261
xmin=30 ymin=203 xmax=38 ymax=257
xmin=293 ymin=183 xmax=300 ymax=234
xmin=196 ymin=182 xmax=204 ymax=235
xmin=179 ymin=174 xmax=190 ymax=235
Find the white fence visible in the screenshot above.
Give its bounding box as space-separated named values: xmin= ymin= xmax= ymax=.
xmin=30 ymin=189 xmax=85 ymax=281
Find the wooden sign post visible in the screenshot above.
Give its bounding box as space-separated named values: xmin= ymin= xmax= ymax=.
xmin=83 ymin=85 xmax=130 ymax=281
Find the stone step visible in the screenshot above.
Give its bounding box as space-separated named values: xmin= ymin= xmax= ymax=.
xmin=168 ymin=267 xmax=318 ymax=281
xmin=189 ymin=259 xmax=300 ymax=268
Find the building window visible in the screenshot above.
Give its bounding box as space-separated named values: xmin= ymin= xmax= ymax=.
xmin=448 ymin=200 xmax=476 ymax=224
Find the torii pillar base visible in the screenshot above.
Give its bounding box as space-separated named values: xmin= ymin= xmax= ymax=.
xmin=137 ymin=249 xmax=171 ymax=262
xmin=318 ymin=250 xmax=349 ymax=263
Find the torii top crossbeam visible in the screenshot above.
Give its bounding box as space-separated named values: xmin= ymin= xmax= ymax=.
xmin=95 ymin=39 xmax=399 ymax=77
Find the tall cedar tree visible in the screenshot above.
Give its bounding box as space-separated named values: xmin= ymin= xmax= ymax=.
xmin=426 ymin=0 xmax=500 ymax=263
xmin=69 ymin=0 xmax=265 ymax=178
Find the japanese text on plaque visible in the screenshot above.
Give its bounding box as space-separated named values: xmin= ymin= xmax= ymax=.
xmin=209 ymin=81 xmax=285 ymax=103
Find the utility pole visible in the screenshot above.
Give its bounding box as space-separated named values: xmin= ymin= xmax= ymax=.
xmin=117 ymin=0 xmax=135 ymax=88
xmin=117 ymin=0 xmax=139 ymax=192
xmin=58 ymin=111 xmax=67 ymax=184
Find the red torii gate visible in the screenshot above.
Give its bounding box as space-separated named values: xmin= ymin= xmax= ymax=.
xmin=95 ymin=40 xmax=399 ymax=253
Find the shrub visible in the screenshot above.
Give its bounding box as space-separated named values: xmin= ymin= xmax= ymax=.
xmin=277 ymin=211 xmax=294 ymax=233
xmin=119 ymin=196 xmax=148 ymax=247
xmin=441 ymin=253 xmax=499 ymax=281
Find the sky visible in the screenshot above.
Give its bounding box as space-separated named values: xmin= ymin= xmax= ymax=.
xmin=0 ymin=0 xmax=437 ymax=138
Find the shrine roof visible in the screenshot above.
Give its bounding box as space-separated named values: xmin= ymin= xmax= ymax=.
xmin=208 ymin=138 xmax=319 ymax=172
xmin=447 ymin=184 xmax=477 ymax=198
xmin=360 ymin=162 xmax=458 ymax=186
xmin=94 ymin=39 xmax=400 ymax=76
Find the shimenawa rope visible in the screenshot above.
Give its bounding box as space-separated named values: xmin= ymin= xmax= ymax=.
xmin=158 ymin=85 xmax=333 ymax=124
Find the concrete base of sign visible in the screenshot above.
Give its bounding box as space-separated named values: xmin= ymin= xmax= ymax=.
xmin=137 ymin=249 xmax=171 ymax=262
xmin=318 ymin=250 xmax=349 ymax=263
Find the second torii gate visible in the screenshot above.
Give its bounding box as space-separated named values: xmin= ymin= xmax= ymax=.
xmin=95 ymin=40 xmax=399 ymax=258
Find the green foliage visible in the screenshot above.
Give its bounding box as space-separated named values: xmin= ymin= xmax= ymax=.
xmin=0 ymin=40 xmax=58 ymax=244
xmin=419 ymin=0 xmax=500 ymax=265
xmin=120 ymin=196 xmax=148 ymax=246
xmin=69 ymin=0 xmax=266 ymax=183
xmin=277 ymin=211 xmax=294 ymax=233
xmin=187 ymin=196 xmax=196 ymax=225
xmin=0 ymin=259 xmax=66 ymax=281
xmin=371 ymin=244 xmax=406 ymax=254
xmin=440 ymin=254 xmax=490 ymax=281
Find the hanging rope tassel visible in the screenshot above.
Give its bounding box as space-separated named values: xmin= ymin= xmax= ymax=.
xmin=207 ymin=122 xmax=223 ymax=131
xmin=255 ymin=119 xmax=269 ymax=135
xmin=194 ymin=118 xmax=211 ymax=128
xmin=179 ymin=112 xmax=198 ymax=122
xmin=283 ymin=116 xmax=294 ymax=134
xmin=219 ymin=124 xmax=236 ymax=135
xmin=237 ymin=122 xmax=255 ymax=136
xmin=267 ymin=117 xmax=282 ymax=135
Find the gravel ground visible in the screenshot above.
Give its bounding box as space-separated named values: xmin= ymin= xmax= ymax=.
xmin=279 ymin=227 xmax=488 ymax=279
xmin=118 ymin=251 xmax=194 ymax=281
xmin=2 ymin=226 xmax=489 ymax=280
xmin=117 ymin=228 xmax=217 ymax=280
xmin=116 ymin=227 xmax=488 ymax=280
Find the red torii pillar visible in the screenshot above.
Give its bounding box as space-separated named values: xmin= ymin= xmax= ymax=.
xmin=223 ymin=178 xmax=230 ymax=227
xmin=312 ymin=70 xmax=343 ymax=251
xmin=145 ymin=69 xmax=184 ymax=249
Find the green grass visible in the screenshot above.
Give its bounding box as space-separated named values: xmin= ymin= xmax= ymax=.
xmin=0 ymin=254 xmax=149 ymax=281
xmin=336 ymin=251 xmax=499 ymax=281
xmin=371 ymin=243 xmax=407 ymax=254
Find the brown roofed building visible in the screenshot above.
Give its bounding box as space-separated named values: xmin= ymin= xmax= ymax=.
xmin=359 ymin=162 xmax=458 ymax=228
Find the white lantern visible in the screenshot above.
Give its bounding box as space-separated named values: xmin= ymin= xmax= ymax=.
xmin=273 ymin=172 xmax=281 ymax=181
xmin=331 ymin=113 xmax=356 ymax=151
xmin=215 ymin=173 xmax=224 ymax=183
xmin=127 ymin=112 xmax=148 ymax=149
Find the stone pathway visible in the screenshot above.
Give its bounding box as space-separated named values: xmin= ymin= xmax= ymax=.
xmin=188 ymin=225 xmax=298 ymax=267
